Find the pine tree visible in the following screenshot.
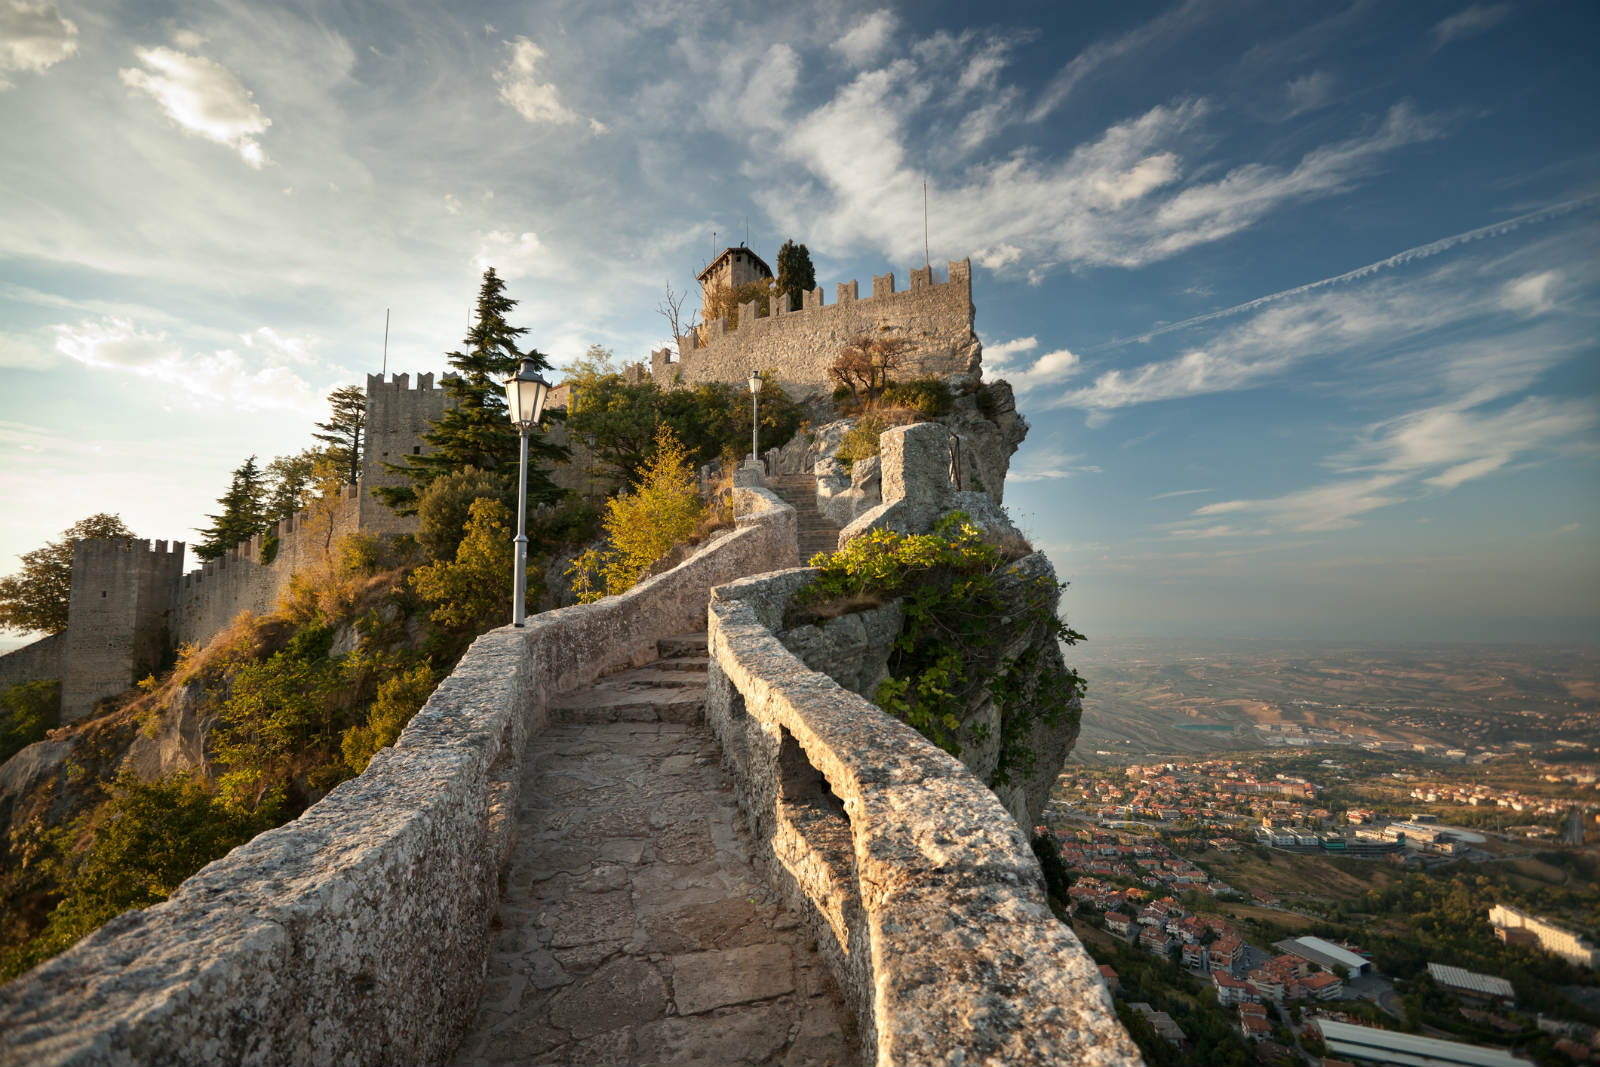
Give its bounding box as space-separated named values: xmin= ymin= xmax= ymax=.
xmin=775 ymin=239 xmax=816 ymax=310
xmin=374 ymin=268 xmax=565 ymax=516
xmin=311 ymin=385 xmax=366 ymax=485
xmin=0 ymin=514 xmax=135 ymax=634
xmin=195 ymin=456 xmax=268 ymax=562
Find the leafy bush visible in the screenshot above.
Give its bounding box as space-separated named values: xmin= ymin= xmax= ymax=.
xmin=567 ymin=427 xmax=705 ymax=602
xmin=411 ymin=497 xmax=527 ymax=632
xmin=795 ymin=513 xmax=1084 ymax=779
xmin=0 ymin=772 xmax=271 ymax=981
xmin=0 ymin=679 xmax=59 ymax=765
xmin=341 ymin=664 xmax=437 ymax=773
xmin=416 ymin=466 xmax=506 ymax=562
xmin=836 ymin=414 xmax=888 ymax=470
xmin=881 ymin=376 xmax=953 ymax=417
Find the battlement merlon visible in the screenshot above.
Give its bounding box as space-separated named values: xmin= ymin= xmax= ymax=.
xmin=365 ymin=371 xmax=455 ymax=394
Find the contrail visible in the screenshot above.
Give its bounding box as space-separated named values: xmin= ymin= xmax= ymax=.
xmin=1089 ymin=194 xmax=1600 ymax=352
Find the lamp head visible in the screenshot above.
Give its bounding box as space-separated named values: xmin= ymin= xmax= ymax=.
xmin=748 ymin=369 xmax=763 ymax=394
xmin=504 ymin=357 xmax=552 ymax=429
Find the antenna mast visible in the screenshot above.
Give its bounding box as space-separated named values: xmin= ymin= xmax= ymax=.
xmin=382 ymin=308 xmax=389 ymax=378
xmin=924 ymin=180 xmax=930 ymax=269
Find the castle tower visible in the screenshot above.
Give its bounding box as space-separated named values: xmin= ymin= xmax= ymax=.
xmin=697 ymin=245 xmax=772 ymax=310
xmin=60 ymin=538 xmax=185 ymax=721
xmin=359 ymin=372 xmax=452 ymax=536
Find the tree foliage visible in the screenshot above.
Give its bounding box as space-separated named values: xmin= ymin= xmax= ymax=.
xmin=830 ymin=335 xmax=909 ymax=402
xmin=703 ymin=277 xmax=773 ymax=331
xmin=312 ymin=384 xmax=366 ymax=486
xmin=566 ymin=427 xmax=705 ymax=602
xmin=775 ymin=239 xmax=815 ymax=310
xmin=410 ymin=497 xmax=531 ymax=632
xmin=0 ymin=513 xmax=135 ymax=634
xmin=415 ymin=466 xmax=507 ymax=563
xmin=0 ymin=679 xmax=59 ymax=765
xmin=195 ymin=456 xmax=268 ymax=562
xmin=375 ymin=268 xmax=564 ymax=516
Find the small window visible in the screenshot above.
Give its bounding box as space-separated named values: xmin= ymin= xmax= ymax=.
xmin=412 ymin=446 xmax=421 ymax=454
xmin=101 ymin=590 xmax=107 ymax=598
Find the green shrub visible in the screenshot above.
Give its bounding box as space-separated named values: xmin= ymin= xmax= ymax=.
xmin=881 ymin=377 xmax=953 ymax=417
xmin=416 ymin=466 xmax=507 ymax=562
xmin=0 ymin=679 xmax=59 ymax=765
xmin=341 ymin=664 xmax=437 ymax=773
xmin=836 ymin=414 xmax=887 ymax=470
xmin=258 ymin=531 xmax=280 ymax=565
xmin=795 ymin=513 xmax=1084 ymax=778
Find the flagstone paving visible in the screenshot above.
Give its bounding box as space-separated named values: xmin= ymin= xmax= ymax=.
xmin=450 ymin=635 xmax=857 ymax=1067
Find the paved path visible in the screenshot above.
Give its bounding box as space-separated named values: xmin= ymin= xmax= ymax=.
xmin=451 ymin=635 xmax=857 ymax=1067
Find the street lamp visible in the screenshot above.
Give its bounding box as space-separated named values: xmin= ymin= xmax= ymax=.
xmin=504 ymin=356 xmax=552 ymax=628
xmin=747 ymin=369 xmax=763 ymax=469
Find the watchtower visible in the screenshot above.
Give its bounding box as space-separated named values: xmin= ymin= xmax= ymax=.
xmin=360 ymin=372 xmax=453 ymax=536
xmin=60 ymin=538 xmax=185 ymax=721
xmin=698 ymin=245 xmax=772 ymax=309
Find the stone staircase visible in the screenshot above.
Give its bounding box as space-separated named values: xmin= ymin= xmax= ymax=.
xmin=767 ymin=474 xmax=842 ymax=562
xmin=451 ymin=632 xmax=856 ymax=1067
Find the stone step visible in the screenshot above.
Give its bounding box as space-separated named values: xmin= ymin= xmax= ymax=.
xmin=548 ymin=666 xmax=707 ymax=724
xmin=657 ymin=633 xmax=707 ymax=658
xmin=650 ymin=655 xmax=708 ymax=673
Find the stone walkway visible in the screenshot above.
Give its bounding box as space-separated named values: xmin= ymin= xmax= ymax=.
xmin=450 ymin=635 xmax=857 ymax=1067
xmin=768 ymin=474 xmax=842 ymax=561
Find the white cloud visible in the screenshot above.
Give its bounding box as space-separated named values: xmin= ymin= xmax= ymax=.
xmin=1010 ymin=447 xmax=1101 ymax=482
xmin=474 ymin=230 xmax=545 ymax=279
xmin=1005 ymin=347 xmax=1082 ymax=394
xmin=833 ymin=10 xmax=896 ymax=67
xmin=443 ymin=194 xmax=463 ymax=215
xmin=983 ymin=336 xmax=1037 ymax=368
xmin=119 ymin=47 xmax=272 ymax=167
xmin=1433 ymin=4 xmax=1510 ymax=48
xmin=52 ymin=317 xmax=320 ymax=411
xmin=1027 ymin=0 xmax=1207 ymax=122
xmin=1150 ymin=487 xmax=1213 ymax=500
xmin=1195 ymin=474 xmax=1410 ymax=533
xmin=495 ymin=36 xmax=597 ymax=129
xmin=0 ymin=0 xmax=77 ymax=89
xmin=1283 ymin=71 xmax=1333 ymax=118
xmin=1501 ymin=270 xmax=1559 ymax=315
xmin=975 ymin=243 xmax=1023 ymax=270
xmin=1345 ymin=395 xmax=1597 ymax=490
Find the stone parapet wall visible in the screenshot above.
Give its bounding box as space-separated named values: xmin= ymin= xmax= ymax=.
xmin=0 ymin=634 xmax=64 ymax=697
xmin=651 ymin=260 xmax=980 ymax=400
xmin=0 ymin=491 xmax=799 ymax=1067
xmin=705 ymin=570 xmax=1142 ymax=1067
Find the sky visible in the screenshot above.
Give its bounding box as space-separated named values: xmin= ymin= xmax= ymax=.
xmin=0 ymin=0 xmax=1596 ymax=648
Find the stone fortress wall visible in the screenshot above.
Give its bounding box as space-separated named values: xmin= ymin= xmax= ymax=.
xmin=59 ymin=539 xmax=185 ymax=721
xmin=359 ymin=371 xmax=451 ymax=537
xmin=651 ymin=259 xmax=981 ymax=400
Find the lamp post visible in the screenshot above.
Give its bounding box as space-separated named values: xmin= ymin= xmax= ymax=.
xmin=747 ymin=369 xmax=763 ymax=469
xmin=504 ymin=357 xmax=552 ymax=628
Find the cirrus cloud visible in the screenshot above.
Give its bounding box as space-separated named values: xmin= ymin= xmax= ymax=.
xmin=119 ymin=46 xmax=272 ymax=167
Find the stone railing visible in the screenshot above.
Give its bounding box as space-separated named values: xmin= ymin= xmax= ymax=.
xmin=706 ymin=568 xmax=1143 ymax=1067
xmin=0 ymin=490 xmax=797 ymax=1067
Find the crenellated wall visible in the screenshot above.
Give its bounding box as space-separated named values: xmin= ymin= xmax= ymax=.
xmin=0 ymin=490 xmax=800 ymax=1067
xmin=0 ymin=634 xmax=63 ymax=699
xmin=60 ymin=539 xmax=185 ymax=721
xmin=651 ymin=259 xmax=980 ymax=399
xmin=171 ymin=486 xmax=361 ymax=648
xmin=360 ymin=371 xmax=453 ymax=537
xmin=705 ymin=570 xmax=1142 ymax=1067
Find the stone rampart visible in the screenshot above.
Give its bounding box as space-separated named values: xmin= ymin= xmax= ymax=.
xmin=652 ymin=259 xmax=980 ymax=400
xmin=360 ymin=371 xmax=452 ymax=537
xmin=0 ymin=491 xmax=799 ymax=1067
xmin=0 ymin=634 xmax=63 ymax=697
xmin=61 ymin=539 xmax=185 ymax=721
xmin=171 ymin=487 xmax=361 ymax=648
xmin=705 ymin=570 xmax=1141 ymax=1067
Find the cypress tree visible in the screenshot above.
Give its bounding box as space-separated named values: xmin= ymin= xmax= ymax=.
xmin=374 ymin=268 xmax=566 ymax=516
xmin=775 ymin=239 xmax=816 ymax=310
xmin=195 ymin=456 xmax=268 ymax=561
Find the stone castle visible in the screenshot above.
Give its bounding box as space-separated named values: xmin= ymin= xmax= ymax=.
xmin=0 ymin=256 xmax=980 ymax=723
xmin=0 ymin=253 xmax=1143 ymax=1066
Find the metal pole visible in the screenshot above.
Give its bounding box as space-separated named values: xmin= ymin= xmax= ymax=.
xmin=512 ymin=427 xmax=530 ymax=627
xmin=751 ymin=390 xmax=759 ymax=468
